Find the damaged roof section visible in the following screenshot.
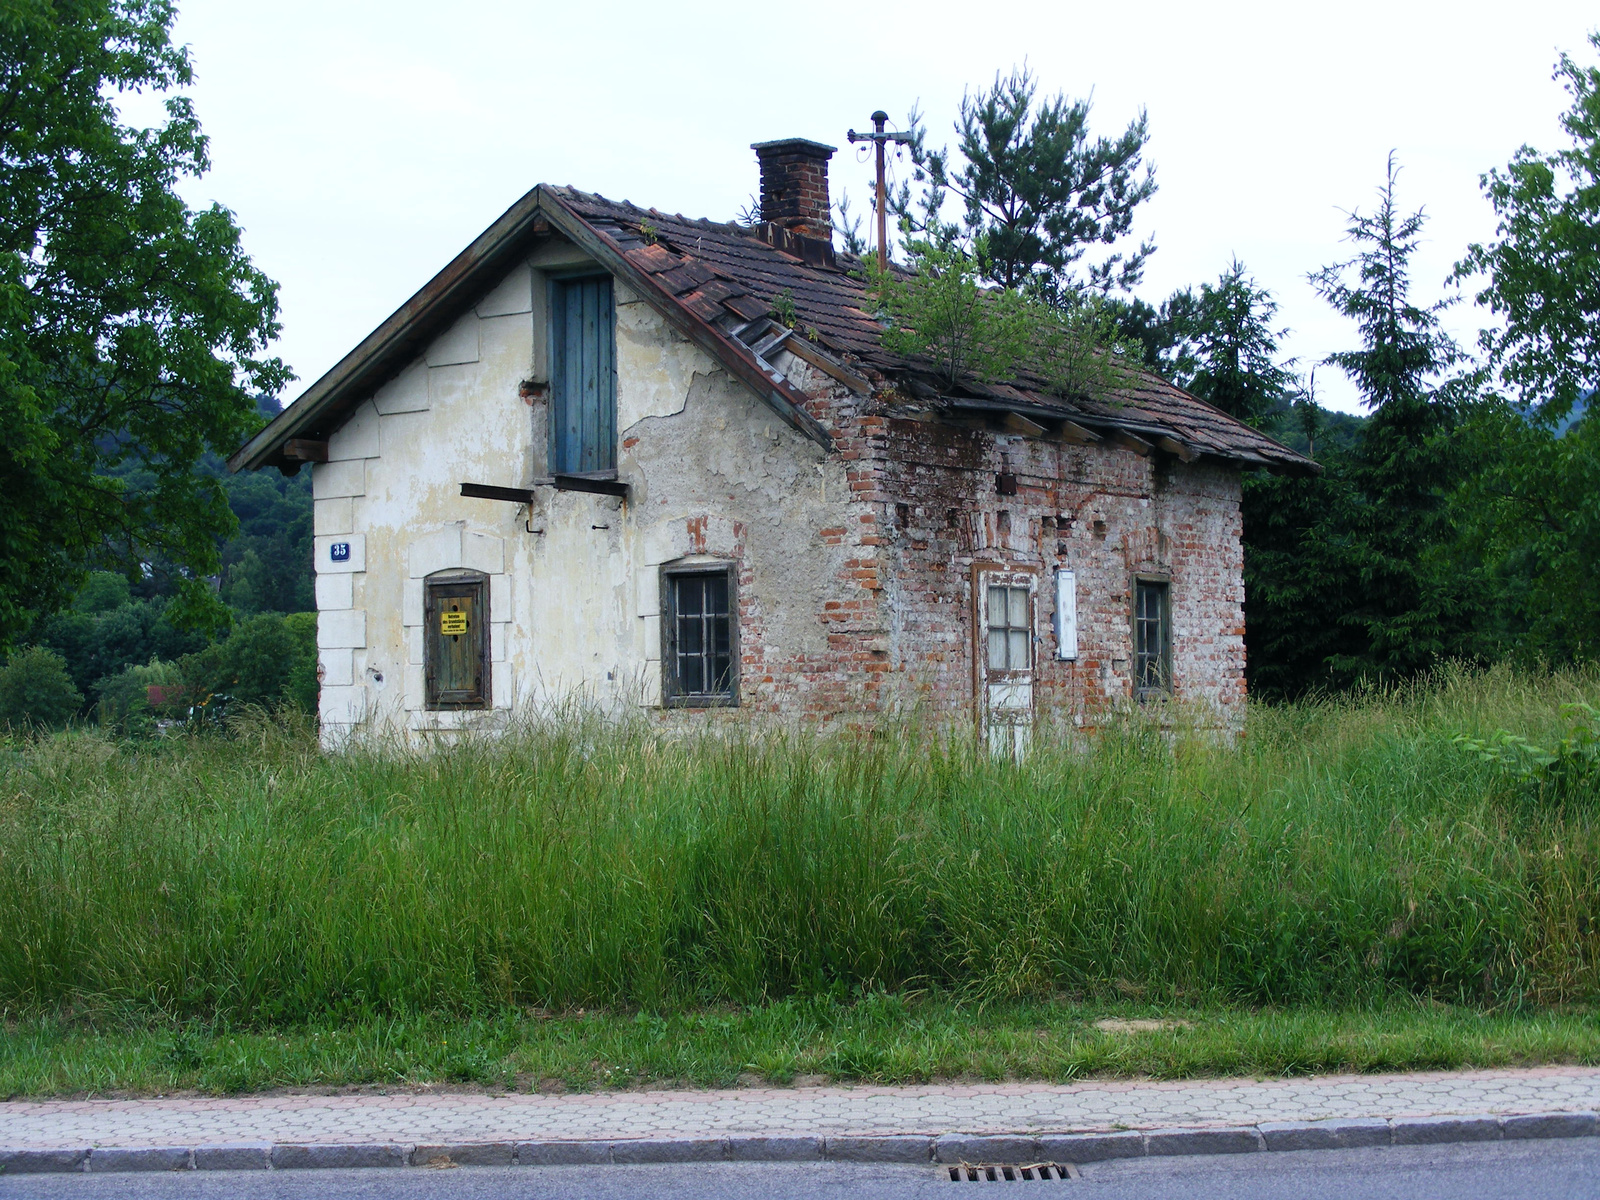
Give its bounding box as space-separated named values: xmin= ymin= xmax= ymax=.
xmin=232 ymin=183 xmax=1316 ymax=476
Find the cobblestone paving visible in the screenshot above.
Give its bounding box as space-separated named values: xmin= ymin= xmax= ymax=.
xmin=1 ymin=1068 xmax=1596 ymax=1149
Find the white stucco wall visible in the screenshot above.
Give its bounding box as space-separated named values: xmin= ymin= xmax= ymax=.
xmin=310 ymin=238 xmax=844 ymax=744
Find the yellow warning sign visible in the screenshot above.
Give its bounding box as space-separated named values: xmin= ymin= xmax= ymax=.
xmin=440 ymin=611 xmax=468 ymax=635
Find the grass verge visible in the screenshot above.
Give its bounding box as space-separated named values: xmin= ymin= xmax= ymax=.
xmin=3 ymin=997 xmax=1598 ymax=1098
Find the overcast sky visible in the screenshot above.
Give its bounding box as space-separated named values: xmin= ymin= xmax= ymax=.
xmin=148 ymin=0 xmax=1593 ymax=415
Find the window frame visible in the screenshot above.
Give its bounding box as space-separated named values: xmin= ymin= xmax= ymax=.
xmin=424 ymin=569 xmax=491 ymax=711
xmin=547 ymin=271 xmax=618 ymax=477
xmin=1131 ymin=574 xmax=1172 ymax=701
xmin=660 ymin=561 xmax=740 ymax=708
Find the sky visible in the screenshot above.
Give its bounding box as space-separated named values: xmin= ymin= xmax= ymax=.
xmin=143 ymin=0 xmax=1595 ymax=415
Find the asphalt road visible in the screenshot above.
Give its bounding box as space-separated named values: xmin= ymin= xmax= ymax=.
xmin=2 ymin=1139 xmax=1597 ymax=1199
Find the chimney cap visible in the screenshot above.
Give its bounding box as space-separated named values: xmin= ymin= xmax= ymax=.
xmin=750 ymin=137 xmax=837 ymax=158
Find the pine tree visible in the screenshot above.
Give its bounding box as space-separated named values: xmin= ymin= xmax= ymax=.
xmin=890 ymin=66 xmax=1156 ymax=297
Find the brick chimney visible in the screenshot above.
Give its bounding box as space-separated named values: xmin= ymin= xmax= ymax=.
xmin=752 ymin=138 xmax=836 ymax=241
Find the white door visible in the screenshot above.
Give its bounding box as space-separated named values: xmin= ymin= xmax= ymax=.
xmin=978 ymin=570 xmax=1036 ymax=757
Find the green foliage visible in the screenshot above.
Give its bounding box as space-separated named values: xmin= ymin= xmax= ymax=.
xmin=1245 ymin=159 xmax=1477 ymax=697
xmin=1117 ymin=259 xmax=1295 ymax=428
xmin=1457 ymin=32 xmax=1600 ymax=420
xmin=96 ymin=656 xmax=182 ymax=736
xmin=178 ymin=611 xmax=317 ymax=714
xmin=1452 ymin=701 xmax=1600 ymax=804
xmin=867 ymin=238 xmax=1131 ymax=397
xmin=770 ymin=287 xmax=796 ymax=328
xmin=0 ymin=667 xmax=1594 ymax=1021
xmin=0 ymin=0 xmax=290 ymax=640
xmin=891 ymin=65 xmax=1156 ymax=295
xmin=74 ymin=571 xmax=131 ymax=614
xmin=30 ymin=584 xmax=206 ymax=703
xmin=0 ymin=645 xmax=82 ymax=729
xmin=211 ymin=457 xmax=313 ymax=616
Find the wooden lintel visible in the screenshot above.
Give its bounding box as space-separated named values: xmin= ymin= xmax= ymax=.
xmin=782 ymin=335 xmax=872 ymax=394
xmin=1155 ymin=435 xmax=1198 ymax=463
xmin=282 ymin=438 xmax=329 ymax=463
xmin=1113 ymin=430 xmax=1154 ymax=456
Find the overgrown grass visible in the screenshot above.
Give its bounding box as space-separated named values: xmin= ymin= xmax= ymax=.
xmin=5 ymin=998 xmax=1600 ymax=1097
xmin=1 ymin=664 xmax=1596 ymax=1029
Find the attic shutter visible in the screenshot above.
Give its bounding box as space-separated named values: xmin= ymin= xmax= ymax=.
xmin=550 ymin=275 xmax=616 ymax=474
xmin=425 ymin=572 xmax=489 ymax=709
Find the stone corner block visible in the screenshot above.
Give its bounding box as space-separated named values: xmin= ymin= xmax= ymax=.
xmin=87 ymin=1146 xmax=192 ymax=1173
xmin=412 ymin=1143 xmax=514 ymax=1167
xmin=1501 ymin=1112 xmax=1598 ymax=1140
xmin=0 ymin=1147 xmax=90 ymax=1174
xmin=193 ymin=1144 xmax=272 ymax=1171
xmin=609 ymin=1138 xmax=726 ymax=1164
xmin=824 ymin=1135 xmax=932 ymax=1163
xmin=726 ymin=1136 xmax=824 ymax=1162
xmin=515 ymin=1140 xmax=613 ymax=1166
xmin=934 ymin=1134 xmax=1041 ymax=1164
xmin=270 ymin=1143 xmax=410 ymax=1169
xmin=1391 ymin=1116 xmax=1502 ymax=1145
xmin=1260 ymin=1118 xmax=1390 ymax=1152
xmin=1145 ymin=1126 xmax=1263 ymax=1157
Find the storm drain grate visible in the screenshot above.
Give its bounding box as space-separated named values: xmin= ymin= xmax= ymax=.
xmin=947 ymin=1162 xmax=1080 ymax=1182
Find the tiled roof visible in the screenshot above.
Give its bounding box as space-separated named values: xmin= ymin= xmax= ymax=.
xmin=549 ymin=187 xmax=1316 ymax=474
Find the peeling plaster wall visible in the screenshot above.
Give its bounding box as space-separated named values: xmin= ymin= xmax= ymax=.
xmin=310 ymin=246 xmax=858 ymax=745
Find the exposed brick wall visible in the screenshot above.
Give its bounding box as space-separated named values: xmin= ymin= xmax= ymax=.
xmin=694 ymin=373 xmax=1247 ymax=729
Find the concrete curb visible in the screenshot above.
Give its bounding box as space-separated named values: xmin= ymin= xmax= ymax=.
xmin=0 ymin=1111 xmax=1594 ymax=1174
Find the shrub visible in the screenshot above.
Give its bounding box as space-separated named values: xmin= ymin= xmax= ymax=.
xmin=0 ymin=646 xmax=83 ymax=730
xmin=97 ymin=658 xmax=185 ymax=737
xmin=179 ymin=612 xmax=319 ymax=716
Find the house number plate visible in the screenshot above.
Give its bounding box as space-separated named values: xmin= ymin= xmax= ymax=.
xmin=329 ymin=542 xmax=351 ymax=562
xmin=440 ymin=612 xmax=469 ymax=635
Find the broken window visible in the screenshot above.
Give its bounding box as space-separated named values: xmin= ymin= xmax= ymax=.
xmin=425 ymin=571 xmax=489 ymax=710
xmin=1133 ymin=578 xmax=1171 ymax=699
xmin=662 ymin=564 xmax=738 ymax=706
xmin=986 ymin=584 xmax=1032 ymax=672
xmin=549 ymin=274 xmax=616 ymax=474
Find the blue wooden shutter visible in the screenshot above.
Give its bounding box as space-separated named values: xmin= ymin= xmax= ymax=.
xmin=550 ymin=275 xmax=616 ymax=473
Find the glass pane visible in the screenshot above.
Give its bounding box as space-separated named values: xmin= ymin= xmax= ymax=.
xmin=676 ymin=577 xmax=703 ymax=617
xmin=707 ymin=575 xmax=728 ymax=616
xmin=987 ymin=586 xmax=1007 ymax=629
xmin=1009 ymin=629 xmax=1029 ymax=668
xmin=1008 ymin=587 xmax=1028 ymax=629
xmin=679 ymin=614 xmax=702 ymax=655
xmin=988 ymin=628 xmax=1008 ymax=670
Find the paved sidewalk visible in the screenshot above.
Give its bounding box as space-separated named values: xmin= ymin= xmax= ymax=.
xmin=2 ymin=1067 xmax=1597 ymax=1149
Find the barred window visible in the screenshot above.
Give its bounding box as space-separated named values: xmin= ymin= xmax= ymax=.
xmin=1134 ymin=579 xmax=1171 ymax=699
xmin=662 ymin=564 xmax=738 ymax=706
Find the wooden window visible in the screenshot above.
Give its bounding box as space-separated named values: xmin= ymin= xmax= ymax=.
xmin=1133 ymin=578 xmax=1171 ymax=699
xmin=986 ymin=583 xmax=1032 ymax=672
xmin=549 ymin=274 xmax=616 ymax=475
xmin=1054 ymin=568 xmax=1078 ymax=660
xmin=661 ymin=564 xmax=738 ymax=706
xmin=424 ymin=571 xmax=489 ymax=710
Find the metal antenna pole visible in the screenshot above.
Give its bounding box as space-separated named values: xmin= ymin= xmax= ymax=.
xmin=847 ymin=110 xmax=913 ymax=272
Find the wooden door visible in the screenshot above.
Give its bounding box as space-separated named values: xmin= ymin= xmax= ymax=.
xmin=976 ymin=568 xmax=1036 ymax=757
xmin=425 ymin=574 xmax=488 ymax=709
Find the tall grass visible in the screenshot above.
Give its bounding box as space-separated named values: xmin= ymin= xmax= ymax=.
xmin=0 ymin=664 xmax=1595 ymax=1023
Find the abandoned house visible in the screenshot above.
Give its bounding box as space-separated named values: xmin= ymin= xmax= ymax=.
xmin=231 ymin=137 xmax=1316 ymax=747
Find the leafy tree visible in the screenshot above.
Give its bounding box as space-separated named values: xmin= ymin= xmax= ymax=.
xmin=891 ymin=65 xmax=1156 ymax=296
xmin=1456 ymin=32 xmax=1600 ymax=420
xmin=0 ymin=0 xmax=290 ymax=641
xmin=179 ymin=611 xmax=317 ymax=712
xmin=0 ymin=644 xmax=81 ymax=729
